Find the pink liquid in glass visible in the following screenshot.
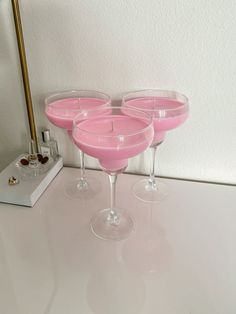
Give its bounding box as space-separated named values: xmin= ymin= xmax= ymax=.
xmin=124 ymin=98 xmax=188 ymax=145
xmin=73 ymin=115 xmax=153 ymax=172
xmin=45 ymin=97 xmax=108 ymax=130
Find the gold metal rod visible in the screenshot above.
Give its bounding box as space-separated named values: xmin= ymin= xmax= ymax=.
xmin=11 ymin=0 xmax=37 ymax=145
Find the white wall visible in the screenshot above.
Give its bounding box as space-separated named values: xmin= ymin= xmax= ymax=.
xmin=0 ymin=0 xmax=236 ymax=184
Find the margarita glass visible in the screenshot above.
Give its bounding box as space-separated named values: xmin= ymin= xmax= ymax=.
xmin=45 ymin=90 xmax=111 ymax=199
xmin=72 ymin=106 xmax=154 ymax=240
xmin=122 ymin=89 xmax=189 ymax=202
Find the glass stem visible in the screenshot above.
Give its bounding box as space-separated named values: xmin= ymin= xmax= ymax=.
xmin=79 ymin=150 xmax=86 ymax=180
xmin=149 ymin=145 xmax=158 ymax=186
xmin=107 ymin=174 xmax=120 ymax=225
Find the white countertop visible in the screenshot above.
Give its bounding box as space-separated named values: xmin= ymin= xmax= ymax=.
xmin=0 ymin=168 xmax=235 ymax=314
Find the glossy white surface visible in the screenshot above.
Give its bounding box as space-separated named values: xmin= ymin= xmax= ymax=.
xmin=0 ymin=168 xmax=235 ymax=314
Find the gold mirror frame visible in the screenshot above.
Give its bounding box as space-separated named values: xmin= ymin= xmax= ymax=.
xmin=11 ymin=0 xmax=37 ymax=146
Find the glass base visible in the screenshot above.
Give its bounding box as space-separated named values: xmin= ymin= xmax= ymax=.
xmin=91 ymin=208 xmax=134 ymax=241
xmin=132 ymin=178 xmax=168 ymax=202
xmin=64 ymin=177 xmax=100 ymax=199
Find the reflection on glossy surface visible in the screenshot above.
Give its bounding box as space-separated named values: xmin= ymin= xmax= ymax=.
xmin=122 ymin=204 xmax=172 ymax=278
xmin=86 ymin=260 xmax=145 ymax=314
xmin=0 ymin=206 xmax=55 ymax=314
xmin=61 ymin=216 xmax=146 ymax=314
xmin=0 ymin=231 xmax=19 ymax=314
xmin=0 ymin=169 xmax=236 ymax=313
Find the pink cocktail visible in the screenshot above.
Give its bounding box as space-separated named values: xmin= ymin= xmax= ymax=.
xmin=122 ymin=90 xmax=189 ymax=202
xmin=73 ymin=107 xmax=154 ymax=240
xmin=45 ymin=90 xmax=111 ymax=199
xmin=45 ymin=97 xmax=107 ymax=131
xmin=126 ymin=97 xmax=188 ymax=146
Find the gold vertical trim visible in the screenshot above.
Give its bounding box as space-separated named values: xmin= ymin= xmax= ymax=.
xmin=11 ymin=0 xmax=37 ymax=145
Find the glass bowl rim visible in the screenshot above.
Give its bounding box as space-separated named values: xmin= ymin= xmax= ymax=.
xmin=45 ymin=89 xmax=111 ymax=106
xmin=122 ymin=89 xmax=189 ymax=113
xmin=73 ymin=106 xmax=154 ymax=138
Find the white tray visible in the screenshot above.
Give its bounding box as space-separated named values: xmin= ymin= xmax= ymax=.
xmin=0 ymin=155 xmax=63 ymax=207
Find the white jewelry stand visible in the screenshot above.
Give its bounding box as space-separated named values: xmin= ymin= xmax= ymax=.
xmin=0 ymin=155 xmax=63 ymax=207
